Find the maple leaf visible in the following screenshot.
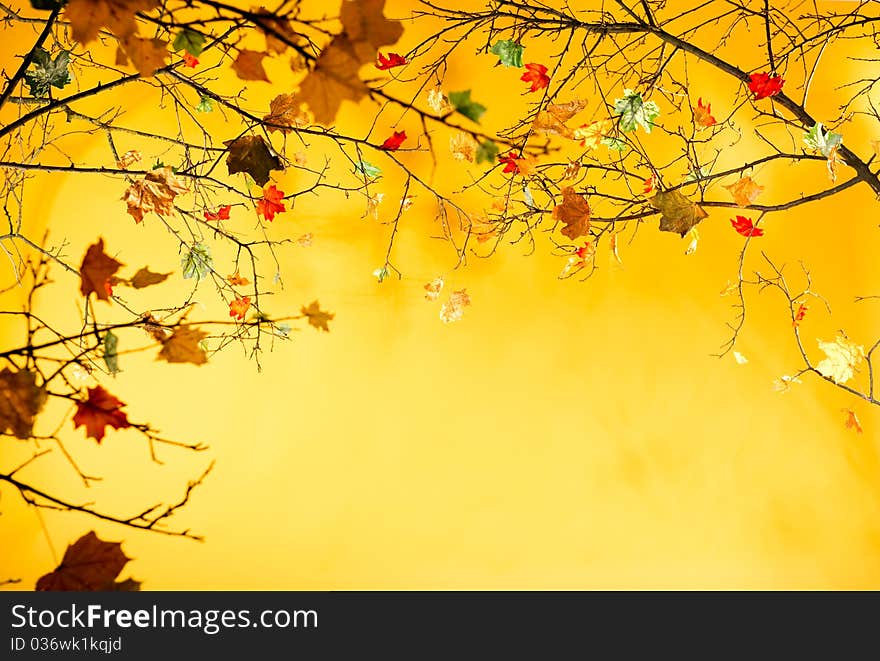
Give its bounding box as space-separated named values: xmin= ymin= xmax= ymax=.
xmin=158 ymin=326 xmax=208 ymax=365
xmin=651 ymin=190 xmax=708 ymax=236
xmin=116 ymin=149 xmax=141 ymax=170
xmin=224 ymin=135 xmax=283 ymax=186
xmin=339 ymin=0 xmax=403 ymax=61
xmin=724 ymin=176 xmax=764 ymax=207
xmin=816 ymin=335 xmax=864 ymax=384
xmin=0 ymin=368 xmax=47 ymax=440
xmin=204 ymin=205 xmax=231 ymax=221
xmin=73 ymin=385 xmax=131 ymax=443
xmin=129 ymin=267 xmax=170 ymax=289
xmin=24 ymin=48 xmax=71 ymax=97
xmin=80 ymin=238 xmax=123 ymax=301
xmin=36 ymin=532 xmax=136 ymax=591
xmin=182 ymin=52 xmax=198 ymax=68
xmin=521 ymin=63 xmax=550 ymax=92
xmin=573 ymin=119 xmax=613 ymax=150
xmin=294 ymin=36 xmax=369 ymax=125
xmin=490 ymin=39 xmax=524 ymax=68
xmin=64 ymin=0 xmax=159 ymax=44
xmin=532 ymin=99 xmax=588 ymax=138
xmin=613 ymin=89 xmax=660 ymax=133
xmin=380 ymin=130 xmax=407 ymax=151
xmin=424 ymin=277 xmax=444 ymax=301
xmin=440 ymin=289 xmax=471 ymax=324
xmin=730 ymin=215 xmax=764 ymax=237
xmin=748 ymin=72 xmax=784 ymax=100
xmin=498 ymin=151 xmax=520 ymax=174
xmin=263 ymin=93 xmax=311 ymax=133
xmin=122 ymin=166 xmax=188 ymax=223
xmin=793 ymin=303 xmax=808 ymax=327
xmin=733 ymin=351 xmax=749 ymax=365
xmin=256 ymin=184 xmax=286 ymax=221
xmin=553 ymin=187 xmax=591 ymax=240
xmin=427 ymin=88 xmax=451 ymax=114
xmin=448 ymin=90 xmax=486 ymax=123
xmin=173 ymin=28 xmax=205 ymax=56
xmin=118 ymin=36 xmax=168 ymax=76
xmin=227 ymin=271 xmax=250 ymax=286
xmin=376 ymin=52 xmax=407 ymax=70
xmin=843 ymin=409 xmax=863 ymax=434
xmin=693 ymin=98 xmax=717 ymax=127
xmin=232 ymin=49 xmax=270 ymax=82
xmin=450 ymin=132 xmax=477 ymax=162
xmin=229 ymin=296 xmax=252 ymax=321
xmin=301 ymin=300 xmax=334 ymax=332
xmin=643 ymin=174 xmax=657 ymax=195
xmin=252 ymin=6 xmax=298 ymax=54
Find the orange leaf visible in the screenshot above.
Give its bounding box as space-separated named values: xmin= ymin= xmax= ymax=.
xmin=118 ymin=36 xmax=168 ymax=76
xmin=227 ymin=271 xmax=250 ymax=286
xmin=79 ymin=238 xmax=123 ymax=301
xmin=229 ymin=296 xmax=252 ymax=321
xmin=553 ymin=187 xmax=591 ymax=240
xmin=693 ymin=97 xmax=717 ymax=127
xmin=724 ymin=176 xmax=764 ymax=207
xmin=121 ymin=166 xmax=188 ymax=224
xmin=256 ymin=184 xmax=286 ymax=221
xmin=232 ymin=49 xmax=270 ymax=82
xmin=72 ymin=386 xmax=131 ymax=443
xmin=263 ymin=93 xmax=311 ymax=133
xmin=157 ymin=326 xmax=208 ymax=365
xmin=843 ymin=409 xmax=863 ymax=434
xmin=521 ymin=63 xmax=549 ymax=92
xmin=294 ymin=36 xmax=369 ymax=125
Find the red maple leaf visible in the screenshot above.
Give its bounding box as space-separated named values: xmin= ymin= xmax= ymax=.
xmin=694 ymin=97 xmax=717 ymax=127
xmin=380 ymin=130 xmax=407 ymax=151
xmin=793 ymin=303 xmax=808 ymax=327
xmin=204 ymin=205 xmax=231 ymax=221
xmin=730 ymin=215 xmax=764 ymax=237
xmin=72 ymin=386 xmax=131 ymax=443
xmin=498 ymin=151 xmax=520 ymax=174
xmin=521 ymin=63 xmax=550 ymax=93
xmin=748 ymin=72 xmax=784 ymax=100
xmin=182 ymin=52 xmax=199 ymax=68
xmin=229 ymin=296 xmax=251 ymax=321
xmin=643 ymin=174 xmax=657 ymax=195
xmin=256 ymin=185 xmax=285 ymax=221
xmin=376 ymin=52 xmax=407 ymax=70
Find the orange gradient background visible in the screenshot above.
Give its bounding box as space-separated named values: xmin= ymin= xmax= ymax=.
xmin=1 ymin=0 xmax=879 ymax=589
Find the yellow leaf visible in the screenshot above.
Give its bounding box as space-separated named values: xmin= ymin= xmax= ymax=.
xmin=723 ymin=176 xmax=764 ymax=207
xmin=119 ymin=36 xmax=168 ymax=76
xmin=816 ymin=334 xmax=864 ymax=384
xmin=65 ymin=0 xmax=159 ymax=44
xmin=650 ymin=189 xmax=708 ymax=236
xmin=440 ymin=289 xmax=470 ymax=324
xmin=301 ymin=301 xmax=334 ymax=332
xmin=572 ymin=119 xmax=612 ymax=150
xmin=424 ymin=277 xmax=444 ymax=301
xmin=158 ymin=326 xmax=208 ymax=365
xmin=449 ymin=132 xmax=477 ymax=162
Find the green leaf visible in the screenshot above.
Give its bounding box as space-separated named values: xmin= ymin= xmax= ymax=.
xmin=196 ymin=95 xmax=214 ymax=113
xmin=372 ymin=266 xmax=389 ymax=283
xmin=354 ymin=160 xmax=382 ymax=179
xmin=173 ymin=29 xmax=206 ymax=56
xmin=181 ymin=242 xmax=213 ymax=280
xmin=475 ymin=140 xmax=499 ymax=164
xmin=23 ymin=48 xmax=71 ymax=97
xmin=612 ymin=89 xmax=660 ymax=133
xmin=803 ymin=122 xmax=843 ymax=158
xmin=448 ymin=90 xmax=487 ymax=123
xmin=683 ymin=165 xmax=711 ymax=183
xmin=103 ymin=330 xmax=120 ymax=376
xmin=601 ymin=136 xmax=628 ymax=152
xmin=489 ymin=40 xmax=524 ymax=68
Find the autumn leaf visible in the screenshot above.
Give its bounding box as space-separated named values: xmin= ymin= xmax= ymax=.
xmin=498 ymin=151 xmax=520 ymax=174
xmin=793 ymin=302 xmax=808 ymax=327
xmin=816 ymin=335 xmax=864 ymax=384
xmin=843 ymin=409 xmax=863 ymax=434
xmin=103 ymin=330 xmax=120 ymax=375
xmin=64 ymin=0 xmax=159 ymax=44
xmin=125 ymin=267 xmax=169 ymax=289
xmin=253 ymin=6 xmax=299 ymax=54
xmin=173 ymin=28 xmax=205 ymax=56
xmin=263 ymin=93 xmax=311 ymax=133
xmin=118 ymin=36 xmax=168 ymax=76
xmin=440 ymin=289 xmax=471 ymax=324
xmin=294 ymin=36 xmax=369 ymax=125
xmin=573 ymin=119 xmax=613 ymax=150
xmin=256 ymin=184 xmax=286 ymax=221
xmin=424 ymin=277 xmax=444 ymax=301
xmin=521 ymin=63 xmax=549 ymax=92
xmin=182 ymin=52 xmax=198 ymax=68
xmin=0 ymin=368 xmax=47 ymax=439
xmin=450 ymin=132 xmax=477 ymax=162
xmin=73 ymin=385 xmax=131 ymax=443
xmin=122 ymin=166 xmax=188 ymax=223
xmin=613 ymin=89 xmax=660 ymax=133
xmin=229 ymin=296 xmax=251 ymax=321
xmin=376 ymin=52 xmax=407 ymax=70
xmin=733 ymin=351 xmax=748 ymax=365
xmin=553 ymin=187 xmax=591 ymax=240
xmin=724 ymin=176 xmax=764 ymax=207
xmin=730 ymin=215 xmax=764 ymax=237
xmin=650 ymin=189 xmax=708 ymax=236
xmin=693 ymin=98 xmax=717 ymax=127
xmin=36 ymin=531 xmax=136 ymax=591
xmin=116 ymin=149 xmax=141 ymax=170
xmin=301 ymin=300 xmax=334 ymax=332
xmin=427 ymin=88 xmax=451 ymax=114
xmin=158 ymin=326 xmax=208 ymax=365
xmin=643 ymin=174 xmax=657 ymax=196
xmin=225 ymin=135 xmax=283 ymax=186
xmin=227 ymin=271 xmax=250 ymax=286
xmin=490 ymin=39 xmax=524 ymax=68
xmin=339 ymin=0 xmax=403 ymax=60
xmin=80 ymin=238 xmax=123 ymax=301
xmin=448 ymin=90 xmax=487 ymax=123
xmin=531 ymin=99 xmax=588 ymax=138
xmin=232 ymin=49 xmax=270 ymax=82
xmin=380 ymin=130 xmax=407 ymax=151
xmin=748 ymin=72 xmax=784 ymax=100
xmin=204 ymin=204 xmax=231 ymax=221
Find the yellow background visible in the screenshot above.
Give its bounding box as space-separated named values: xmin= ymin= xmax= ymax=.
xmin=1 ymin=0 xmax=879 ymax=589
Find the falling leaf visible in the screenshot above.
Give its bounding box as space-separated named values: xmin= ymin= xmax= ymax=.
xmin=204 ymin=205 xmax=231 ymax=221
xmin=521 ymin=63 xmax=549 ymax=92
xmin=427 ymin=88 xmax=451 ymax=114
xmin=724 ymin=176 xmax=764 ymax=207
xmin=450 ymin=132 xmax=477 ymax=161
xmin=573 ymin=119 xmax=613 ymax=150
xmin=793 ymin=303 xmax=808 ymax=327
xmin=684 ymin=227 xmax=700 ymax=255
xmin=118 ymin=36 xmax=168 ymax=76
xmin=227 ymin=271 xmax=250 ymax=286
xmin=294 ymin=36 xmax=370 ymax=125
xmin=36 ymin=532 xmax=136 ymax=591
xmin=263 ymin=93 xmax=311 ymax=133
xmin=562 ymin=158 xmax=581 ymax=181
xmin=72 ymin=386 xmax=131 ymax=442
xmin=130 ymin=267 xmax=170 ymax=289
xmin=158 ymin=326 xmax=208 ymax=365
xmin=772 ymin=374 xmax=803 ymax=393
xmin=103 ymin=331 xmax=120 ymax=375
xmin=116 ymin=149 xmax=141 ymax=170
xmin=366 ymin=192 xmax=384 ymax=218
xmin=256 ymin=184 xmax=286 ymax=221
xmin=224 ymin=135 xmax=283 ymax=186
xmin=816 ymin=335 xmax=864 ymax=384
xmin=232 ymin=49 xmax=270 ymax=82
xmin=180 ymin=242 xmax=212 ymax=280
xmin=301 ymin=301 xmax=334 ymax=332
xmin=826 ymin=145 xmax=840 ymax=183
xmin=613 ymin=89 xmax=660 ymax=133
xmin=424 ymin=277 xmax=444 ymax=301
xmin=748 ymin=72 xmax=784 ymax=100
xmin=80 ymin=238 xmax=123 ymax=301
xmin=354 ymin=160 xmax=382 ymax=179
xmin=843 ymin=409 xmax=863 ymax=434
xmin=376 ymin=52 xmax=407 ymax=70
xmin=229 ymin=296 xmax=251 ymax=321
xmin=64 ymin=0 xmax=159 ymax=44
xmin=693 ymin=98 xmax=717 ymax=127
xmin=121 ymin=166 xmax=188 ymax=224
xmin=650 ymin=190 xmax=708 ymax=236
xmin=553 ymin=187 xmax=591 ymax=240
xmin=730 ymin=215 xmax=764 ymax=237
xmin=0 ymin=368 xmax=47 ymax=439
xmin=380 ymin=130 xmax=407 ymax=151
xmin=733 ymin=351 xmax=749 ymax=365
xmin=490 ymin=39 xmax=524 ymax=68
xmin=440 ymin=289 xmax=471 ymax=324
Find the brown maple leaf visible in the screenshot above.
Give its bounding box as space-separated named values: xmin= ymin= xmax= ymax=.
xmin=232 ymin=49 xmax=270 ymax=82
xmin=64 ymin=0 xmax=159 ymax=44
xmin=263 ymin=93 xmax=311 ymax=133
xmin=36 ymin=531 xmax=136 ymax=591
xmin=724 ymin=176 xmax=764 ymax=208
xmin=80 ymin=238 xmax=124 ymax=301
xmin=129 ymin=267 xmax=170 ymax=289
xmin=72 ymin=385 xmax=131 ymax=443
xmin=121 ymin=167 xmax=188 ymax=224
xmin=224 ymin=135 xmax=283 ymax=186
xmin=0 ymin=368 xmax=47 ymax=440
xmin=158 ymin=326 xmax=208 ymax=365
xmin=301 ymin=300 xmax=334 ymax=332
xmin=532 ymin=99 xmax=588 ymax=138
xmin=295 ymin=36 xmax=369 ymax=125
xmin=553 ymin=187 xmax=591 ymax=240
xmin=118 ymin=36 xmax=169 ymax=76
xmin=650 ymin=189 xmax=709 ymax=236
xmin=252 ymin=7 xmax=300 ymax=54
xmin=339 ymin=0 xmax=404 ymax=62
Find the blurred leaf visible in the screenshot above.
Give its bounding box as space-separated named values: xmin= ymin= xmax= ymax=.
xmin=103 ymin=330 xmax=120 ymax=375
xmin=172 ymin=28 xmax=205 ymax=56
xmin=448 ymin=90 xmax=486 ymax=123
